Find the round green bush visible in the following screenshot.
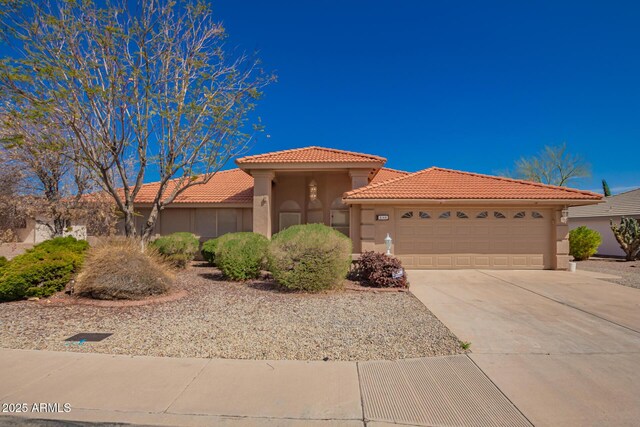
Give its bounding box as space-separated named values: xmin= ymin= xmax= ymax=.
xmin=569 ymin=226 xmax=602 ymax=261
xmin=150 ymin=232 xmax=199 ymax=268
xmin=267 ymin=224 xmax=352 ymax=292
xmin=201 ymin=233 xmax=238 ymax=266
xmin=0 ymin=236 xmax=89 ymax=301
xmin=215 ymin=232 xmax=269 ymax=280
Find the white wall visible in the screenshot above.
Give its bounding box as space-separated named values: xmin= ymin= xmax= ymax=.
xmin=569 ymin=215 xmax=640 ymax=257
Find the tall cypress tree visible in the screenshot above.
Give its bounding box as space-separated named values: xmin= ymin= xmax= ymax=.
xmin=602 ymin=179 xmax=612 ymax=197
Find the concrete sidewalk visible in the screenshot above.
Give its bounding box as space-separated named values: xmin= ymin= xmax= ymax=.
xmin=0 ymin=348 xmax=529 ymax=427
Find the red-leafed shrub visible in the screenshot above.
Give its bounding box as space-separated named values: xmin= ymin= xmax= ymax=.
xmin=351 ymin=251 xmax=407 ymax=288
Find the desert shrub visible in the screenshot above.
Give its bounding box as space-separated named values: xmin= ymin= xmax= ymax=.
xmin=267 ymin=224 xmax=352 ymax=292
xmin=74 ymin=238 xmax=173 ymax=300
xmin=0 ymin=236 xmax=89 ymax=301
xmin=569 ymin=226 xmax=602 ymax=261
xmin=351 ymin=251 xmax=407 ymax=288
xmin=150 ymin=232 xmax=199 ymax=268
xmin=214 ymin=232 xmax=269 ymax=280
xmin=201 ymin=233 xmax=238 ymax=266
xmin=201 ymin=239 xmax=219 ymax=265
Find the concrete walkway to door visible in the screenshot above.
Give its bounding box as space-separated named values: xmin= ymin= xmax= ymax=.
xmin=409 ymin=269 xmax=640 ymax=427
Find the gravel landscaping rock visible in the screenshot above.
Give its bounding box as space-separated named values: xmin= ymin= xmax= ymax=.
xmin=576 ymin=257 xmax=640 ymax=289
xmin=0 ymin=263 xmax=464 ymax=361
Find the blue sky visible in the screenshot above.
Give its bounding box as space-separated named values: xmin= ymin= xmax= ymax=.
xmin=213 ymin=0 xmax=639 ymax=194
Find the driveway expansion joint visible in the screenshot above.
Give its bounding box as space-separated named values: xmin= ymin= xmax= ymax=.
xmin=479 ymin=270 xmax=640 ymax=336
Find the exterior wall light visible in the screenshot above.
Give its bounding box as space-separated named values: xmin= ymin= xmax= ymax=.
xmin=561 ymin=207 xmax=569 ymax=224
xmin=384 ymin=233 xmax=392 ymax=255
xmin=309 ymin=179 xmax=318 ymax=201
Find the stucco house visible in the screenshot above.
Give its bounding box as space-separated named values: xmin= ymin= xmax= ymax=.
xmin=569 ymin=188 xmax=640 ymax=257
xmin=132 ymin=146 xmax=602 ymax=270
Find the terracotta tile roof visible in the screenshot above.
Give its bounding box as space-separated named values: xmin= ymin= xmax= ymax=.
xmin=344 ymin=167 xmax=603 ymax=201
xmin=236 ymin=146 xmax=386 ymax=164
xmin=370 ymin=167 xmax=409 ymax=184
xmin=134 ymin=169 xmax=253 ymax=204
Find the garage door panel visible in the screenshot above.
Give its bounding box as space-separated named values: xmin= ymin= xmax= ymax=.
xmin=436 ymin=226 xmax=453 ymax=236
xmin=415 ymin=241 xmax=434 ymax=251
xmin=415 ymin=226 xmax=434 ymax=237
xmin=473 ymin=256 xmax=491 ymax=268
xmin=418 ymin=256 xmax=435 ymax=267
xmin=395 ymin=208 xmax=551 ymax=269
xmin=436 ymin=256 xmax=453 ymax=267
xmin=472 ymin=226 xmax=491 ymax=236
xmin=397 ymin=226 xmax=415 ymax=237
xmin=512 ymin=256 xmax=529 ymax=267
xmin=434 ymin=241 xmax=453 ymax=251
xmin=455 ymin=225 xmax=473 ymax=235
xmin=491 ymin=226 xmax=510 ymax=236
xmin=454 ymin=256 xmax=472 ymax=267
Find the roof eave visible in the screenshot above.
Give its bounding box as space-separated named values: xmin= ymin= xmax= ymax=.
xmin=342 ymin=198 xmax=602 ymax=206
xmin=236 ymin=161 xmax=384 ymax=171
xmin=134 ymin=202 xmax=253 ymax=208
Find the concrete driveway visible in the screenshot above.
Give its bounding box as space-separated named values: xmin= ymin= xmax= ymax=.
xmin=409 ymin=269 xmax=640 ymax=427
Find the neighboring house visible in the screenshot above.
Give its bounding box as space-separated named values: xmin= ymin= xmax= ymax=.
xmin=131 ymin=146 xmax=601 ymax=270
xmin=569 ymin=188 xmax=640 ymax=257
xmin=13 ymin=216 xmax=87 ymax=244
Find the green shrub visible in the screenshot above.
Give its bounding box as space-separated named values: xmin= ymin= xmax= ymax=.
xmin=350 ymin=251 xmax=407 ymax=288
xmin=74 ymin=238 xmax=173 ymax=300
xmin=267 ymin=224 xmax=352 ymax=292
xmin=150 ymin=232 xmax=199 ymax=268
xmin=201 ymin=239 xmax=219 ymax=265
xmin=0 ymin=236 xmax=89 ymax=301
xmin=0 ymin=256 xmax=8 ymax=270
xmin=215 ymin=232 xmax=269 ymax=280
xmin=569 ymin=226 xmax=602 ymax=261
xmin=201 ymin=233 xmax=241 ymax=266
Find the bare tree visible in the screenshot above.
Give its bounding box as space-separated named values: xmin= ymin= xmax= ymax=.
xmin=509 ymin=143 xmax=591 ymax=187
xmin=0 ymin=105 xmax=90 ymax=236
xmin=0 ymin=0 xmax=274 ymax=240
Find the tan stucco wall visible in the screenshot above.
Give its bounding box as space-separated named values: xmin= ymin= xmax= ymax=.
xmin=569 ymin=216 xmax=640 ymax=257
xmin=125 ymin=207 xmax=252 ymax=241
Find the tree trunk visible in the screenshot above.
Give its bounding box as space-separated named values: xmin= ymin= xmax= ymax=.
xmin=122 ymin=205 xmax=137 ymax=238
xmin=52 ymin=215 xmax=66 ymax=237
xmin=141 ymin=203 xmax=161 ymax=242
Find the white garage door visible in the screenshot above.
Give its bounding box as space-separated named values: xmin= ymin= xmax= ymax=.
xmin=395 ymin=208 xmax=552 ymax=269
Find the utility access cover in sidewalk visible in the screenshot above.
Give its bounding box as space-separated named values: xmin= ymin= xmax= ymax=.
xmin=359 ymin=355 xmax=531 ymax=427
xmin=64 ymin=333 xmax=112 ymax=342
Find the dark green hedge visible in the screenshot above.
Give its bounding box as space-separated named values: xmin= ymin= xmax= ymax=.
xmin=0 ymin=237 xmax=89 ymax=302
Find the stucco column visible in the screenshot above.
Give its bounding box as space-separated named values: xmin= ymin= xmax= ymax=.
xmin=349 ymin=169 xmax=370 ymax=190
xmin=252 ymin=170 xmax=275 ymax=238
xmin=552 ymin=208 xmax=570 ymax=270
xmin=349 ymin=204 xmax=362 ymax=253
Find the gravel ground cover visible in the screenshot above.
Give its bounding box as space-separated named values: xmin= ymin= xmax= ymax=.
xmin=0 ymin=263 xmax=464 ymax=361
xmin=576 ymin=257 xmax=640 ymax=289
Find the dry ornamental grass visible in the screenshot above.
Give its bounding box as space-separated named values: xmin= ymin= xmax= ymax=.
xmin=74 ymin=238 xmax=174 ymax=300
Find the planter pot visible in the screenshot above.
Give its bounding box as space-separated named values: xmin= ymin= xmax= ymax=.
xmin=568 ymin=261 xmax=577 ymax=272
